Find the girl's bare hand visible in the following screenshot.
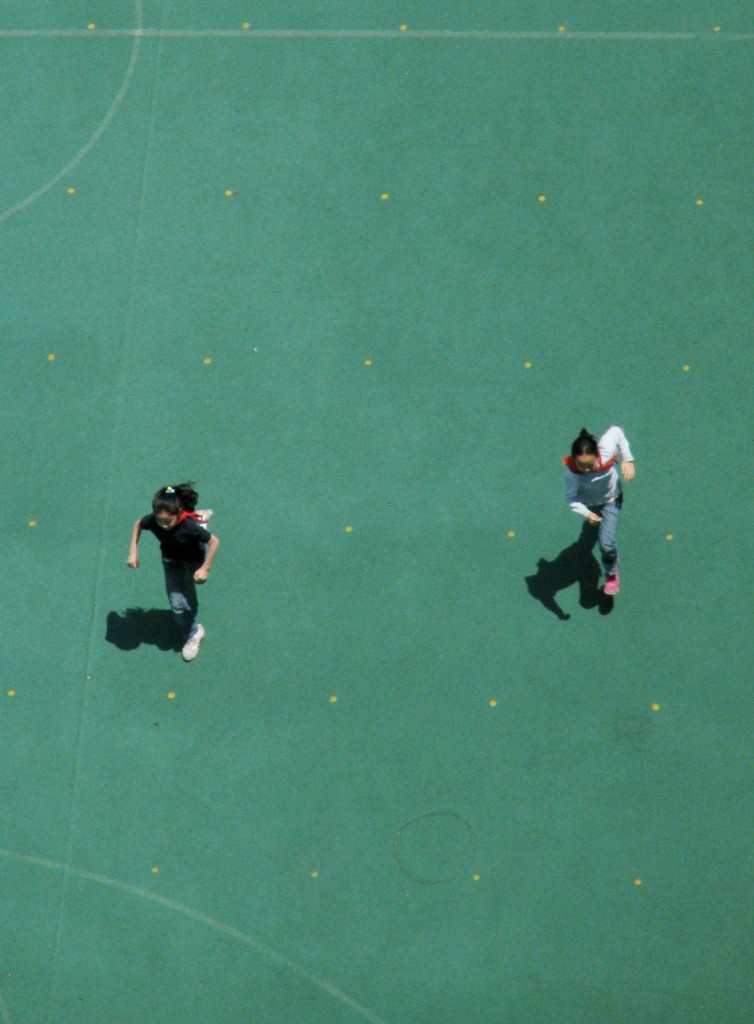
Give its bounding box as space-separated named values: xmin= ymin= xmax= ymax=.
xmin=127 ymin=555 xmax=139 ymax=568
xmin=194 ymin=567 xmax=209 ymax=584
xmin=622 ymin=461 xmax=635 ymax=482
xmin=587 ymin=513 xmax=602 ymax=524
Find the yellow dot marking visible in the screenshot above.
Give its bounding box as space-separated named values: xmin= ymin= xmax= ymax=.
xmin=634 ymin=878 xmax=642 ymax=886
xmin=713 ymin=25 xmax=720 ymax=32
xmin=224 ymin=189 xmax=234 ymax=197
xmin=67 ymin=186 xmax=76 ymax=195
xmin=524 ymin=361 xmax=532 ymax=369
xmin=380 ymin=192 xmax=389 ymax=201
xmin=7 ymin=691 xmax=15 ymax=697
xmin=473 ymin=873 xmax=481 ymax=881
xmin=558 ymin=26 xmax=566 ymax=33
xmin=47 ymin=353 xmax=56 ymax=361
xmin=696 ymin=198 xmax=704 ymax=206
xmin=665 ymin=533 xmax=674 ymax=541
xmin=682 ymin=364 xmax=691 ymax=371
xmin=364 ymin=358 xmax=373 ymax=366
xmin=242 ymin=22 xmax=251 ymax=30
xmin=489 ymin=699 xmax=497 ymax=708
xmin=87 ymin=23 xmax=96 ymax=31
xmin=399 ymin=24 xmax=408 ymax=32
xmin=507 ymin=530 xmax=515 ymax=538
xmin=345 ymin=525 xmax=353 ymax=533
xmin=538 ymin=195 xmax=546 ymax=203
xmin=310 ymin=870 xmax=319 ymax=878
xmin=652 ymin=703 xmax=661 ymax=711
xmin=203 ymin=357 xmax=213 ymax=365
xmin=329 ymin=695 xmax=338 ymax=704
xmin=28 ymin=520 xmax=37 ymax=528
xmin=167 ymin=691 xmax=176 ymax=700
xmin=151 ymin=866 xmax=159 ymax=874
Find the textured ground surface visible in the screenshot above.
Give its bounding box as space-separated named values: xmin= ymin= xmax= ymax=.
xmin=1 ymin=3 xmax=752 ymax=1022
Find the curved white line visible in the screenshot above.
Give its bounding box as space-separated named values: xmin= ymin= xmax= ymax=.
xmin=0 ymin=847 xmax=392 ymax=1024
xmin=0 ymin=1 xmax=144 ymax=224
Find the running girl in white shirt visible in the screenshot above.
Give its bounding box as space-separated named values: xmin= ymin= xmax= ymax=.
xmin=563 ymin=426 xmax=635 ymax=595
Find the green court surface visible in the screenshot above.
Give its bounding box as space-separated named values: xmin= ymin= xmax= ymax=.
xmin=1 ymin=3 xmax=753 ymax=1022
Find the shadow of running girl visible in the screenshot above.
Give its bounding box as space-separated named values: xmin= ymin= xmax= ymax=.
xmin=525 ymin=521 xmax=613 ymax=620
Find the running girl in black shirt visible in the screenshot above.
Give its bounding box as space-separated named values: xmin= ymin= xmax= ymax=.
xmin=127 ymin=482 xmax=220 ymax=661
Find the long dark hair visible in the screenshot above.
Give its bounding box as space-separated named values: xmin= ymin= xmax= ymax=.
xmin=152 ymin=481 xmax=198 ymax=515
xmin=570 ymin=428 xmax=598 ymax=458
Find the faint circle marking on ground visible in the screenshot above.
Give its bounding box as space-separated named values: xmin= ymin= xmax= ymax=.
xmin=0 ymin=0 xmax=144 ymax=224
xmin=393 ymin=812 xmax=478 ymax=884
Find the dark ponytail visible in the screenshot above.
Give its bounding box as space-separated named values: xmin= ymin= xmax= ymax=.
xmin=152 ymin=481 xmax=199 ymax=515
xmin=571 ymin=428 xmax=598 ymax=458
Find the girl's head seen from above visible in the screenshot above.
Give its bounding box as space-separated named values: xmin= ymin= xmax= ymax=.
xmin=151 ymin=482 xmax=199 ymax=525
xmin=571 ymin=428 xmax=598 ymax=472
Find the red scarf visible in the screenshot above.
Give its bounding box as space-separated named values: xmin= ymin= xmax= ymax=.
xmin=562 ymin=454 xmax=618 ymax=474
xmin=176 ymin=510 xmax=201 ymax=524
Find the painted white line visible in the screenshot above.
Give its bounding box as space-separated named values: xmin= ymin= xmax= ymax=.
xmin=0 ymin=1 xmax=144 ymax=224
xmin=0 ymin=848 xmax=393 ymax=1024
xmin=0 ymin=28 xmax=753 ymax=40
xmin=0 ymin=987 xmax=15 ymax=1024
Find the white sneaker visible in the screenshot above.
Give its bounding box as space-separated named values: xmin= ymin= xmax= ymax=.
xmin=182 ymin=624 xmax=205 ymax=662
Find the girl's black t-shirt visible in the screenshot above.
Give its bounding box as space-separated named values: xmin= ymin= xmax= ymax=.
xmin=140 ymin=514 xmax=211 ymax=563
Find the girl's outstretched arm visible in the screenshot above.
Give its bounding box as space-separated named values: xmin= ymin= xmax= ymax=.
xmin=127 ymin=519 xmax=142 ymax=568
xmin=194 ymin=534 xmax=220 ymax=583
xmin=600 ymin=425 xmax=636 ymax=481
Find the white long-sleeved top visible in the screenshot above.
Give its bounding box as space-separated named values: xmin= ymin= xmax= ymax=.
xmin=564 ymin=425 xmax=634 ymax=518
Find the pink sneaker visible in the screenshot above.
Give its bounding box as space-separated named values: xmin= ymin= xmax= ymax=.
xmin=604 ymin=573 xmax=620 ymax=596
